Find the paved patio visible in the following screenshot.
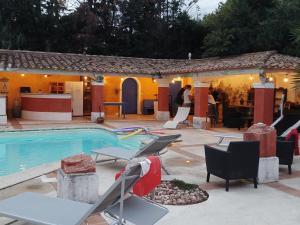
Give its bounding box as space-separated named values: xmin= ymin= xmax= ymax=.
xmin=0 ymin=118 xmax=300 ymax=225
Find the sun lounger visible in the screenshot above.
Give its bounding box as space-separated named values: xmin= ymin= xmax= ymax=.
xmin=214 ymin=120 xmax=300 ymax=147
xmin=163 ymin=107 xmax=190 ymax=129
xmin=92 ymin=134 xmax=181 ymax=175
xmin=214 ymin=133 xmax=243 ymax=146
xmin=0 ymin=162 xmax=168 ymax=225
xmin=280 ymin=120 xmax=300 ymax=137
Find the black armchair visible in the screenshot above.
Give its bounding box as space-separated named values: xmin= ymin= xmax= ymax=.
xmin=204 ymin=141 xmax=260 ymax=191
xmin=276 ymin=140 xmax=294 ymax=174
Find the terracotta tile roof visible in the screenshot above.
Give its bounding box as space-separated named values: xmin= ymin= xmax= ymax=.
xmin=264 ymin=53 xmax=300 ymax=71
xmin=160 ymin=51 xmax=276 ymax=74
xmin=0 ymin=49 xmax=299 ymax=76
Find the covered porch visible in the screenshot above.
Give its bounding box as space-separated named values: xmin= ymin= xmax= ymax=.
xmin=0 ymin=49 xmax=299 ymax=130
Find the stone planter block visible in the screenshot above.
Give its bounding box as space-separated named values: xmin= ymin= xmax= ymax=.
xmin=257 ymin=157 xmax=279 ymax=183
xmin=57 ymin=169 xmax=99 ymax=204
xmin=244 ymin=123 xmax=277 ymax=157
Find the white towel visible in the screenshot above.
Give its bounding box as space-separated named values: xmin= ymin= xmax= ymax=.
xmin=128 ymin=158 xmax=152 ymax=177
xmin=139 ymin=158 xmax=151 ymax=177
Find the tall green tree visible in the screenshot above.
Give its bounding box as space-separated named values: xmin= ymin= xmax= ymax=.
xmin=202 ymin=0 xmax=300 ymax=57
xmin=202 ymin=0 xmax=276 ymax=57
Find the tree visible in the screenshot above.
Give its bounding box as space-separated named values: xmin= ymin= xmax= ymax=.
xmin=202 ymin=0 xmax=277 ymax=57
xmin=0 ymin=0 xmax=65 ymax=50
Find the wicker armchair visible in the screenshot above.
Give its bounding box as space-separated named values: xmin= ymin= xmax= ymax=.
xmin=204 ymin=141 xmax=260 ymax=191
xmin=276 ymin=140 xmax=295 ymax=174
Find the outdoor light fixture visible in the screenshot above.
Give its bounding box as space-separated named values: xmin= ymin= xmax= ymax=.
xmin=268 ymin=76 xmax=273 ymax=81
xmin=44 ymin=74 xmax=48 ymax=78
xmin=84 ymin=76 xmax=87 ymax=80
xmin=120 ymin=78 xmax=124 ymax=81
xmin=153 ymin=79 xmax=157 ymax=83
xmin=152 ymin=72 xmax=162 ymax=80
xmin=172 ymin=79 xmax=175 ymax=83
xmin=21 ymin=74 xmax=25 ymax=77
xmin=249 ymin=75 xmax=253 ymax=81
xmin=284 ymin=74 xmax=289 ymax=83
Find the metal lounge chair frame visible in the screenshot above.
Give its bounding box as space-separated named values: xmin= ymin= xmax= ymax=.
xmin=0 ymin=162 xmax=168 ymax=225
xmin=92 ymin=134 xmax=181 ymax=175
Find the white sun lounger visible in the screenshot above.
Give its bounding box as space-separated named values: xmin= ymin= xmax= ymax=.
xmin=214 ymin=133 xmax=243 ymax=146
xmin=163 ymin=107 xmax=190 ymax=129
xmin=0 ymin=162 xmax=168 ymax=225
xmin=215 ymin=120 xmax=300 ymax=147
xmin=280 ymin=120 xmax=300 ymax=137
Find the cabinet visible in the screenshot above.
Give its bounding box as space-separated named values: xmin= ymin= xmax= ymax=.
xmin=49 ymin=82 xmax=65 ymax=94
xmin=65 ymin=81 xmax=83 ymax=116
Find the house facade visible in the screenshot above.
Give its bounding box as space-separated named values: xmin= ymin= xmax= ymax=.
xmin=0 ymin=49 xmax=299 ymax=127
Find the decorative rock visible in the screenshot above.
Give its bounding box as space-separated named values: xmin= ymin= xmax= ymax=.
xmin=146 ymin=180 xmax=209 ymax=205
xmin=61 ymin=154 xmax=96 ymax=174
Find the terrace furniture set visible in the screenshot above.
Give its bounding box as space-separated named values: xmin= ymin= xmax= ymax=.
xmin=206 ymin=121 xmax=299 ymax=191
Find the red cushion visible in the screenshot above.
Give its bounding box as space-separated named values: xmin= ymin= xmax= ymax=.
xmin=115 ymin=156 xmax=161 ymax=197
xmin=285 ymin=129 xmax=299 ymax=155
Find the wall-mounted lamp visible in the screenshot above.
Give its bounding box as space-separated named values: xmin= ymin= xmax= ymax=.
xmin=152 ymin=72 xmax=162 ymax=79
xmin=21 ymin=73 xmax=25 ymax=77
xmin=268 ymin=76 xmax=273 ymax=82
xmin=284 ymin=74 xmax=289 ymax=83
xmin=44 ymin=74 xmax=48 ymax=78
xmin=152 ymin=72 xmax=162 ymax=83
xmin=249 ymin=75 xmax=253 ymax=81
xmin=120 ymin=77 xmax=124 ymax=81
xmin=84 ymin=76 xmax=88 ymax=80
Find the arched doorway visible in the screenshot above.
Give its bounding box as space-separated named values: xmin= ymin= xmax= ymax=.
xmin=122 ymin=78 xmax=138 ymax=114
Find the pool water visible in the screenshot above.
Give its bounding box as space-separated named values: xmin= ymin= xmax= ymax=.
xmin=0 ymin=128 xmax=148 ymax=176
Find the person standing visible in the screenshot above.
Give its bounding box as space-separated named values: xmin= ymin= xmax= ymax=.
xmin=175 ymin=87 xmax=185 ymax=107
xmin=183 ymin=85 xmax=192 ymax=107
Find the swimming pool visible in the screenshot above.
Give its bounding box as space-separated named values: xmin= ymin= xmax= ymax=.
xmin=0 ymin=128 xmax=148 ymax=176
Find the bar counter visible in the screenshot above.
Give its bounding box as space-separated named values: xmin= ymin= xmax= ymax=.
xmin=21 ymin=93 xmax=72 ymax=121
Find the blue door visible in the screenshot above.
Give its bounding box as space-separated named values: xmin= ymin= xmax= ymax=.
xmin=169 ymin=81 xmax=182 ymax=117
xmin=122 ymin=78 xmax=138 ymax=114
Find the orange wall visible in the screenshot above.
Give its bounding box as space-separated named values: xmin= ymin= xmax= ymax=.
xmin=0 ymin=72 xmax=80 ymax=115
xmin=103 ymin=76 xmax=158 ymax=115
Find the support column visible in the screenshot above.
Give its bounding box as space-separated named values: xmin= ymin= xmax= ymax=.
xmin=156 ymin=79 xmax=170 ymax=121
xmin=91 ymin=81 xmax=104 ymax=122
xmin=253 ymin=82 xmax=274 ymax=125
xmin=193 ymin=81 xmax=209 ymax=128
